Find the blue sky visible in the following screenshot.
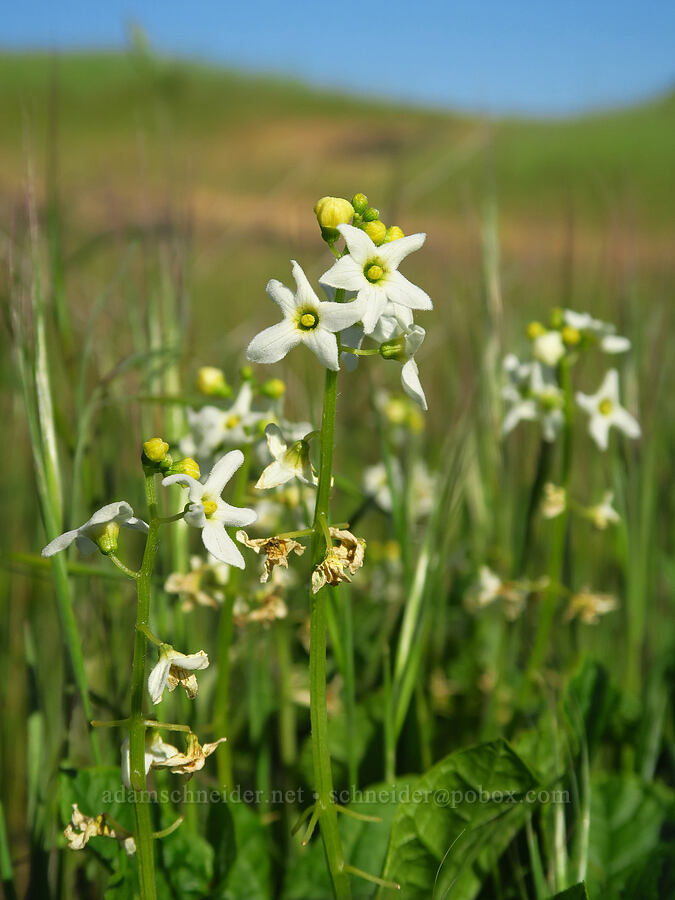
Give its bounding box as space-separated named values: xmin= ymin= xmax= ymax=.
xmin=3 ymin=0 xmax=674 ymax=115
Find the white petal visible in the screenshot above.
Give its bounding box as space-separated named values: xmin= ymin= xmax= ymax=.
xmin=317 ymin=298 xmax=365 ymax=332
xmin=600 ymin=369 xmax=620 ymax=402
xmin=304 ymin=328 xmax=339 ymax=370
xmin=230 ymin=381 xmax=254 ymax=415
xmin=74 ymin=535 xmax=99 ymax=556
xmin=336 ymin=223 xmax=377 ymax=265
xmin=589 ymin=414 xmax=611 ymax=451
xmin=184 ymin=504 xmax=208 ymax=529
xmin=266 ymin=279 xmax=296 ymax=315
xmin=371 ymin=315 xmax=402 ymax=343
xmin=384 ymin=271 xmax=433 ymax=311
xmin=201 ymin=521 xmax=246 ymax=568
xmin=319 ymin=255 xmax=366 ymax=293
xmin=360 ymin=286 xmax=389 ymax=334
xmin=264 ymin=423 xmax=287 ymax=460
xmin=340 ymin=325 xmax=364 ymax=372
xmin=404 ymin=325 xmax=426 ymax=359
xmin=612 ymin=407 xmax=641 ymax=440
xmin=502 ymin=400 xmax=537 ymax=435
xmin=41 ymin=529 xmax=80 ymax=558
xmin=378 ymin=232 xmax=426 ymax=269
xmin=123 ymin=517 xmax=150 ymax=533
xmin=168 ymin=649 xmax=210 ymax=672
xmin=82 ymin=501 xmax=134 ymax=531
xmin=161 ymin=473 xmax=205 ymax=504
xmin=255 ymin=459 xmax=294 ymax=490
xmin=148 ymin=658 xmax=172 ymax=705
xmin=601 ymin=334 xmax=631 ymax=354
xmin=204 ymin=449 xmax=244 ymax=498
xmin=291 ymin=260 xmax=322 ymax=307
xmin=216 ymin=501 xmax=257 ymax=528
xmin=575 ymin=391 xmax=596 ymax=415
xmin=401 ymin=358 xmax=428 ymax=410
xmin=246 ymin=320 xmax=300 ymax=365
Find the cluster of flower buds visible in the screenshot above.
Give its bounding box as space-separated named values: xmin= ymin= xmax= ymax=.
xmin=142 ymin=437 xmax=200 ymax=480
xmin=314 ymin=192 xmax=405 ymax=247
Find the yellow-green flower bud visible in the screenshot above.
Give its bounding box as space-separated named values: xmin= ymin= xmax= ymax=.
xmin=240 ymin=365 xmax=255 ymax=381
xmin=383 ymin=225 xmax=405 ymax=242
xmin=261 ymin=378 xmax=286 ymax=399
xmin=351 ymin=193 xmax=368 ymax=215
xmin=169 ymin=457 xmax=201 ymax=479
xmin=526 ymin=321 xmax=547 ymax=340
xmin=314 ymin=196 xmax=354 ymax=230
xmin=143 ymin=438 xmax=169 ymax=463
xmin=561 ymin=325 xmax=581 ymax=346
xmin=379 ymin=334 xmax=407 ymax=362
xmin=384 ymin=397 xmax=409 ymax=425
xmin=196 ymin=366 xmax=230 ymax=397
xmin=363 ymin=207 xmax=380 ymax=222
xmin=363 ymin=220 xmax=387 ymax=245
xmin=550 ymin=307 xmax=564 ymax=329
xmin=91 ymin=522 xmax=120 ymax=555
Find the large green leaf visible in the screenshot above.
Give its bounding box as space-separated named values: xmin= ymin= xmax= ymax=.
xmin=282 ymin=779 xmax=415 ymax=900
xmin=213 ymin=801 xmax=272 ymax=899
xmin=586 ymin=774 xmax=675 ymax=898
xmin=549 ymin=883 xmax=589 ymax=899
xmin=380 ymin=739 xmax=539 ymax=899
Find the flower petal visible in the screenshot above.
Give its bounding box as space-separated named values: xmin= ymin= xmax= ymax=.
xmin=161 ymin=473 xmax=205 ymax=504
xmin=201 ymin=521 xmax=246 ymax=568
xmin=204 ymin=449 xmax=244 ymax=498
xmin=502 ymin=400 xmax=537 ymax=435
xmin=75 ymin=535 xmax=99 ymax=556
xmin=83 ymin=501 xmax=134 ymax=531
xmin=304 ymin=328 xmax=339 ymax=370
xmin=216 ymin=501 xmax=258 ymax=528
xmin=340 ymin=325 xmax=364 ymax=372
xmin=317 ymin=298 xmax=365 ymax=332
xmin=319 ymin=255 xmax=365 ymax=292
xmin=41 ymin=528 xmax=80 ymax=558
xmin=600 ymin=368 xmax=620 ymax=402
xmin=600 ymin=334 xmax=631 ymax=354
xmin=612 ymin=407 xmax=641 ymax=440
xmin=148 ymin=658 xmax=172 ymax=705
xmin=378 ymin=232 xmax=426 ymax=269
xmin=246 ymin=320 xmax=300 ymax=365
xmin=360 ymin=286 xmax=389 ymax=334
xmin=336 ymin=223 xmax=376 ymax=265
xmin=266 ymin=278 xmax=296 ymax=315
xmin=168 ymin=649 xmax=210 ymax=671
xmin=401 ymin=358 xmax=428 ymax=410
xmin=255 ymin=459 xmax=294 ymax=490
xmin=123 ymin=517 xmax=150 ymax=533
xmin=291 ymin=260 xmax=321 ymax=307
xmin=384 ymin=271 xmax=433 ymax=311
xmin=264 ymin=423 xmax=287 ymax=460
xmin=589 ymin=414 xmax=611 ymax=451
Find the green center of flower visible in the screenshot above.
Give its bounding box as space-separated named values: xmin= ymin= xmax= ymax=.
xmin=598 ymin=398 xmax=613 ymax=416
xmin=364 ymin=262 xmax=385 ymax=283
xmin=202 ymin=500 xmax=218 ymax=517
xmin=298 ymin=310 xmax=319 ymax=331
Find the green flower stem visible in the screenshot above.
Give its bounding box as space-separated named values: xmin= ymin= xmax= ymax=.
xmin=528 ymin=358 xmax=574 ymax=674
xmin=108 ymin=553 xmax=140 ymax=580
xmin=128 ymin=472 xmax=161 ymax=900
xmin=309 ymin=354 xmax=351 ymax=899
xmin=214 ymin=445 xmax=252 ymax=788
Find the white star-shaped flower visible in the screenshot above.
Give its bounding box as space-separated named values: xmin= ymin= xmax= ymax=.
xmin=246 ymin=260 xmax=365 ymax=371
xmin=147 ymin=645 xmax=209 ymax=704
xmin=586 ymin=490 xmax=620 ymax=529
xmin=255 ymin=423 xmax=317 ymax=490
xmin=576 ymin=369 xmax=640 ymax=451
xmin=41 ymin=502 xmax=148 ymax=558
xmin=180 ymin=383 xmax=263 ymax=462
xmin=563 ymin=310 xmax=630 ymax=353
xmin=320 ymin=224 xmax=432 ymax=334
xmin=502 ymin=360 xmax=563 ymax=442
xmin=162 ymin=450 xmax=257 ymax=567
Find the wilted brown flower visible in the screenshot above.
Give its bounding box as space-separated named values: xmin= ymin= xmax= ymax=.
xmin=236 ymin=530 xmax=305 ymax=583
xmin=565 ymin=588 xmax=618 ymax=624
xmin=311 ymin=528 xmax=366 ymax=594
xmin=151 ymin=733 xmax=227 ymax=779
xmin=64 ymin=804 xmax=136 ymax=855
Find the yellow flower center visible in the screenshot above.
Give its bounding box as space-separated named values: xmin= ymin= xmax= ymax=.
xmin=526 ymin=321 xmax=546 ymax=339
xmin=202 ymin=500 xmax=218 ymax=517
xmin=598 ymin=398 xmax=613 ymax=416
xmin=298 ymin=310 xmax=319 ymax=330
xmin=561 ymin=325 xmax=581 ymax=346
xmin=225 ymin=414 xmax=240 ymax=428
xmin=365 ymin=262 xmax=384 ymax=283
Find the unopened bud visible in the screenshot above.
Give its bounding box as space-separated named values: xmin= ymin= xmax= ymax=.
xmin=314 ymin=197 xmax=354 ymax=233
xmin=363 ymin=207 xmax=380 ymax=222
xmin=383 ymin=225 xmax=405 ymax=242
xmin=351 ymin=193 xmax=368 ymax=215
xmin=363 ymin=220 xmax=387 ymax=245
xmin=561 ymin=325 xmax=581 ymax=346
xmin=261 ymin=378 xmax=286 ymax=399
xmin=143 ymin=438 xmax=169 ymax=463
xmin=526 ymin=321 xmax=547 ymax=340
xmin=196 ymin=366 xmax=230 ymax=397
xmin=379 ymin=335 xmax=407 ymax=362
xmin=92 ymin=522 xmax=120 ymax=555
xmin=240 ymin=365 xmax=255 ymax=381
xmin=169 ymin=457 xmax=200 ymax=479
xmin=550 ymin=307 xmax=564 ymax=329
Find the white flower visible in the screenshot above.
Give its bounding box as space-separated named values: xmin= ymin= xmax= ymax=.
xmin=255 ymin=423 xmax=317 ymax=490
xmin=180 ymin=383 xmax=263 ymax=462
xmin=121 ymin=732 xmax=178 ymax=788
xmin=541 ymin=483 xmax=566 ymax=519
xmin=502 ymin=361 xmax=563 ymax=442
xmin=147 ymin=645 xmax=210 ymax=704
xmin=586 ymin=491 xmax=620 ymax=529
xmin=162 ymin=450 xmax=257 ymax=567
xmin=398 ymin=325 xmax=428 ymax=410
xmin=320 ymin=224 xmax=432 ymax=334
xmin=533 ymin=330 xmax=565 ymax=367
xmin=246 ymin=260 xmax=365 ymax=371
xmin=576 ymin=369 xmax=640 ymax=451
xmin=563 ymin=309 xmax=630 ymax=353
xmin=41 ymin=501 xmax=148 ymax=557
xmin=363 ymin=461 xmax=402 ymax=513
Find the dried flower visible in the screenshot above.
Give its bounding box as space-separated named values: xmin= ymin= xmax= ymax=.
xmin=236 ymin=530 xmax=305 ymax=582
xmin=64 ymin=804 xmax=136 ymax=856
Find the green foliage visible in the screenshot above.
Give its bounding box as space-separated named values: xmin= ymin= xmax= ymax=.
xmin=550 ymin=884 xmax=589 ymax=899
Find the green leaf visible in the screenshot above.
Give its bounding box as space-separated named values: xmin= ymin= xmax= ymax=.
xmin=213 ymin=801 xmax=272 ymax=899
xmin=549 ymin=883 xmax=590 ymax=899
xmin=282 ymin=779 xmax=415 ymax=900
xmin=620 ymin=841 xmax=675 ymax=899
xmin=380 ymin=739 xmax=539 ymax=899
xmin=587 ymin=774 xmax=675 ymax=898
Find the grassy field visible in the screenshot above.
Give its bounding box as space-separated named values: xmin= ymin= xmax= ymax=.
xmin=1 ymin=48 xmax=673 ymax=899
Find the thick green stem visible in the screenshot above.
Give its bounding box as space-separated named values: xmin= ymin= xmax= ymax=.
xmin=528 ymin=359 xmax=574 ymax=674
xmin=214 ymin=446 xmax=251 ymax=788
xmin=128 ymin=473 xmax=161 ymax=900
xmin=309 ymin=361 xmax=351 ymax=898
